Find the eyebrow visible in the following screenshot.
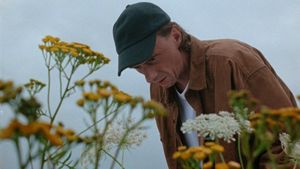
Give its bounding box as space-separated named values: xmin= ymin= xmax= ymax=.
xmin=132 ymin=54 xmax=156 ymax=69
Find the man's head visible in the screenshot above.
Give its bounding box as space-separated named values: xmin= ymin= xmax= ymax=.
xmin=113 ymin=2 xmax=170 ymax=76
xmin=113 ymin=2 xmax=191 ymax=88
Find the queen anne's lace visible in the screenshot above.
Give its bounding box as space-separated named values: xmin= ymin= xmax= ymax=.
xmin=79 ymin=118 xmax=147 ymax=169
xmin=181 ymin=111 xmax=241 ymax=143
xmin=279 ymin=133 xmax=300 ymax=162
xmin=105 ymin=118 xmax=147 ymax=149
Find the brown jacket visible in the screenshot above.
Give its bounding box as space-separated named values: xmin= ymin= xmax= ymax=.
xmin=150 ymin=37 xmax=297 ymax=169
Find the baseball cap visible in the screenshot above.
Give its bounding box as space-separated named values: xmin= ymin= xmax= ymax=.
xmin=113 ymin=2 xmax=170 ymax=76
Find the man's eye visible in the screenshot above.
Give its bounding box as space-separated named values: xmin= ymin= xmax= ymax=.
xmin=147 ymin=58 xmax=155 ymax=64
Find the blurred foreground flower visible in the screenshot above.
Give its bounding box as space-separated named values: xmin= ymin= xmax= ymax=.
xmin=0 ymin=35 xmax=167 ymax=169
xmin=172 ymin=142 xmax=240 ymax=169
xmin=279 ymin=133 xmax=300 ymax=165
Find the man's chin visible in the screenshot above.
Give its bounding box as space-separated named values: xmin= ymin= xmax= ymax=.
xmin=158 ymin=81 xmax=175 ymax=88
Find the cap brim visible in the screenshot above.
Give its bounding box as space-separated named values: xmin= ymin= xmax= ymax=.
xmin=118 ymin=32 xmax=156 ymax=76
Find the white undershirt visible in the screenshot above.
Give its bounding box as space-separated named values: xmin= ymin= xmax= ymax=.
xmin=175 ymin=82 xmax=199 ymax=147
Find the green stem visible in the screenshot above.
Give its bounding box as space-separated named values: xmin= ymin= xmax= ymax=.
xmin=50 ymin=66 xmax=75 ymax=124
xmin=93 ymin=111 xmax=101 ymax=169
xmin=293 ymin=162 xmax=297 ymax=169
xmin=219 ymin=153 xmax=225 ymax=163
xmin=102 ymin=149 xmax=125 ymax=169
xmin=238 ymin=137 xmax=245 ymax=169
xmin=59 ymin=66 xmax=63 ymax=98
xmin=109 ymin=119 xmax=145 ymax=169
xmin=40 ymin=143 xmax=49 ymax=169
xmin=15 ymin=138 xmax=25 ymax=169
xmin=27 ymin=137 xmax=34 ymax=169
xmin=47 ymin=56 xmax=52 ymax=118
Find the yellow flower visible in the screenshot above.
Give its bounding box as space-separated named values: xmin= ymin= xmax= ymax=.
xmin=70 ymin=42 xmax=90 ymax=49
xmin=97 ymin=88 xmax=112 ymax=98
xmin=75 ymin=80 xmax=85 ymax=87
xmin=62 ymin=48 xmax=69 ymax=53
xmin=143 ymin=100 xmax=167 ymax=116
xmin=216 ymin=163 xmax=229 ymax=169
xmin=180 ymin=151 xmax=191 ymax=160
xmin=82 ymin=48 xmax=93 ymax=55
xmin=0 ymin=119 xmax=21 ymax=139
xmin=114 ymin=91 xmax=132 ymax=103
xmin=178 ymin=146 xmax=187 ymax=151
xmin=145 ymin=112 xmax=155 ymax=119
xmin=189 ymin=146 xmax=204 ymax=153
xmin=202 ymin=147 xmax=212 ymax=155
xmin=83 ymin=92 xmax=101 ymax=102
xmin=39 ymin=45 xmax=46 ymax=50
xmin=172 ymin=152 xmax=181 ymax=159
xmin=44 ymin=131 xmax=63 ymax=146
xmin=50 ymin=47 xmax=59 ymax=52
xmin=203 ymin=161 xmax=213 ymax=169
xmin=210 ymin=144 xmax=224 ymax=153
xmin=228 ymin=161 xmax=241 ymax=169
xmin=70 ymin=51 xmax=79 ymax=57
xmin=204 ymin=142 xmax=217 ymax=147
xmin=19 ymin=123 xmax=39 ymax=136
xmin=193 ymin=152 xmax=206 ymax=160
xmin=76 ymin=99 xmax=85 ymax=107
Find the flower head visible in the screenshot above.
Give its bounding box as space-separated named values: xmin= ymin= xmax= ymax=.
xmin=181 ymin=111 xmax=241 ymax=143
xmin=105 ymin=117 xmax=147 ymax=149
xmin=279 ymin=132 xmax=300 ymax=161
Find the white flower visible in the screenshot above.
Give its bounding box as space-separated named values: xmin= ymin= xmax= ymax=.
xmin=105 ymin=117 xmax=147 ymax=149
xmin=279 ymin=133 xmax=300 ymax=162
xmin=233 ymin=109 xmax=254 ymax=133
xmin=181 ymin=111 xmax=241 ymax=143
xmin=79 ymin=118 xmax=147 ymax=169
xmin=79 ymin=145 xmax=96 ymax=169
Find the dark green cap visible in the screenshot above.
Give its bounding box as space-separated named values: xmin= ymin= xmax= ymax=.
xmin=113 ymin=2 xmax=170 ymax=76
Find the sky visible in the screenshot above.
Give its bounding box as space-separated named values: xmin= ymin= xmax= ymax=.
xmin=0 ymin=0 xmax=300 ymax=169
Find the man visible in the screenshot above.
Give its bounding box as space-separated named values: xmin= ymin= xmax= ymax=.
xmin=113 ymin=2 xmax=297 ymax=169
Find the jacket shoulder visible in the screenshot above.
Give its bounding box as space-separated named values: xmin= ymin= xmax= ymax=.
xmin=204 ymin=39 xmax=266 ymax=77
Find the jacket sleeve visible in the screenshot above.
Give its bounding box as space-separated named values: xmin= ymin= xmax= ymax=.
xmin=209 ymin=46 xmax=297 ymax=167
xmin=232 ymin=49 xmax=297 ymax=168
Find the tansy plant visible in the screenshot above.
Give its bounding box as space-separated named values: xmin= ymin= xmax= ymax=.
xmin=229 ymin=91 xmax=300 ymax=169
xmin=0 ymin=35 xmax=167 ymax=169
xmin=172 ymin=143 xmax=240 ymax=169
xmin=176 ymin=90 xmax=300 ymax=169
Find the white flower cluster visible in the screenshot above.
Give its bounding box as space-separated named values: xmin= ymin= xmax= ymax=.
xmin=181 ymin=111 xmax=241 ymax=143
xmin=79 ymin=118 xmax=147 ymax=169
xmin=105 ymin=117 xmax=147 ymax=149
xmin=79 ymin=145 xmax=96 ymax=169
xmin=279 ymin=133 xmax=300 ymax=162
xmin=235 ymin=114 xmax=254 ymax=133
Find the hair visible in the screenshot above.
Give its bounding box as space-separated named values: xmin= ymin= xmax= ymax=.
xmin=157 ymin=22 xmax=191 ymax=54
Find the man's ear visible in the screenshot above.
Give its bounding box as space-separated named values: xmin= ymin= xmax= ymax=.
xmin=170 ymin=25 xmax=182 ymax=48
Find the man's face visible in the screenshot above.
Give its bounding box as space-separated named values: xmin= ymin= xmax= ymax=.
xmin=134 ymin=29 xmax=185 ymax=88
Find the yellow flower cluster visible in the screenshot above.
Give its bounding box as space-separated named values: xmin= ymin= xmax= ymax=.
xmin=0 ymin=80 xmax=22 ymax=103
xmin=250 ymin=107 xmax=300 ymax=129
xmin=75 ymin=79 xmax=167 ymax=118
xmin=143 ymin=100 xmax=167 ymax=117
xmin=0 ymin=119 xmax=82 ymax=146
xmin=24 ymin=79 xmax=46 ymax=90
xmin=173 ymin=143 xmax=240 ymax=169
xmin=39 ymin=35 xmax=110 ymax=65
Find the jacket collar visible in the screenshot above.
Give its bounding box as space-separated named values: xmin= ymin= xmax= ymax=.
xmin=188 ymin=36 xmax=208 ymax=91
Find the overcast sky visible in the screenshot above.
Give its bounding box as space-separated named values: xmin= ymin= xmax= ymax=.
xmin=0 ymin=0 xmax=299 ymax=169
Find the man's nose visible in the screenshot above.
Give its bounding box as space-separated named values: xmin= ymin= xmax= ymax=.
xmin=144 ymin=72 xmax=157 ymax=83
xmin=137 ymin=66 xmax=157 ymax=83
